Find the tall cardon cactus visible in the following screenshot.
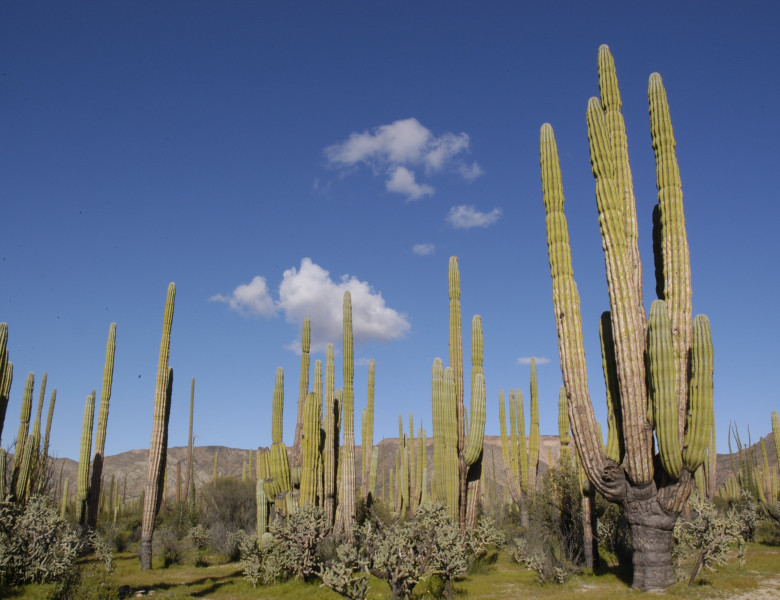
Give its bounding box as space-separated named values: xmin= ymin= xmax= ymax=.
xmin=433 ymin=257 xmax=485 ymax=528
xmin=335 ymin=291 xmax=356 ymax=536
xmin=539 ymin=46 xmax=714 ymax=590
xmin=87 ymin=322 xmax=116 ymax=528
xmin=140 ymin=283 xmax=175 ymax=570
xmin=78 ymin=391 xmax=96 ymax=524
xmin=0 ymin=323 xmax=11 ymax=445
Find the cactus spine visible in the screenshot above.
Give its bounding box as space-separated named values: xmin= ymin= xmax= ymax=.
xmin=539 ymin=46 xmax=714 ymax=590
xmin=140 ymin=282 xmax=175 ymax=571
xmin=87 ymin=322 xmax=116 ymax=528
xmin=335 ymin=291 xmax=356 ymax=536
xmin=78 ymin=391 xmax=96 ymax=524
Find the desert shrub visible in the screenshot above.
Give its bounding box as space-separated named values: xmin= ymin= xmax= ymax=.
xmin=198 ymin=477 xmax=256 ymax=533
xmin=271 ymin=504 xmax=330 ymax=581
xmin=673 ymin=492 xmax=744 ymax=585
xmin=319 ymin=543 xmax=369 ymax=600
xmin=513 ymin=463 xmax=583 ymax=584
xmin=155 ymin=526 xmax=184 ymax=568
xmin=595 ymin=498 xmax=632 ymax=568
xmin=0 ymin=495 xmax=81 ymax=586
xmin=237 ymin=530 xmax=292 ymax=586
xmin=206 ymin=520 xmax=242 ymax=561
xmin=465 ymin=515 xmax=505 ymax=561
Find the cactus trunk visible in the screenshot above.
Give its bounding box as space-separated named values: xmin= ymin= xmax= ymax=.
xmin=140 ymin=283 xmax=175 ymax=571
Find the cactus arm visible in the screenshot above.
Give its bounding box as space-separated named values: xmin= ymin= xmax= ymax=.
xmin=0 ymin=323 xmax=8 ymax=443
xmin=78 ymin=390 xmax=96 ymax=524
xmin=587 ymin=91 xmax=653 ymax=485
xmin=649 ymin=72 xmax=692 ymax=446
xmin=323 ymin=343 xmax=337 ymax=524
xmin=540 ymin=123 xmax=612 ymax=498
xmin=599 ymin=313 xmax=624 ymax=464
xmin=463 ymin=317 xmax=485 ymax=466
xmin=516 ymin=390 xmax=529 ymax=493
xmin=362 ymin=359 xmax=375 ymax=500
xmin=647 ymin=300 xmax=683 ymax=479
xmin=14 ymin=373 xmax=34 ymax=467
xmin=682 ymin=315 xmax=714 ymax=471
xmin=269 ymin=367 xmax=291 ymax=498
xmin=558 ymin=386 xmax=571 ymax=467
xmin=772 ymin=411 xmax=780 ymax=478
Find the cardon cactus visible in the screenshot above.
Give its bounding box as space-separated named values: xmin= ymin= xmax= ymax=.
xmin=13 ymin=373 xmax=34 ymax=482
xmin=323 ymin=343 xmax=338 ymax=524
xmin=184 ymin=378 xmax=195 ymax=505
xmin=140 ymin=282 xmax=175 ymax=571
xmin=434 ymin=257 xmax=485 ymax=528
xmin=361 ymin=359 xmax=375 ymax=501
xmin=77 ymin=391 xmax=96 ymax=524
xmin=335 ymin=291 xmax=356 ymax=536
xmin=268 ymin=367 xmax=292 ymax=500
xmin=292 ymin=318 xmax=311 ymax=469
xmin=300 ymin=392 xmax=322 ymax=506
xmin=87 ymin=322 xmax=116 ymax=528
xmin=0 ymin=323 xmax=10 ymax=444
xmin=539 ymin=46 xmax=714 ymax=590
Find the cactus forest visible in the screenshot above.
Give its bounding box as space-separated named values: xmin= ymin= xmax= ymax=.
xmin=2 ymin=33 xmax=779 ymax=600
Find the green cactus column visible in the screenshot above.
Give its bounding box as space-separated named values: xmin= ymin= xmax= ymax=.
xmin=292 ymin=318 xmax=311 ymax=470
xmin=78 ymin=391 xmax=96 ymax=524
xmin=336 ymin=291 xmax=356 ymax=536
xmin=323 ymin=343 xmax=337 ymax=524
xmin=268 ymin=367 xmax=292 ymax=500
xmin=361 ymin=359 xmax=375 ymax=501
xmin=0 ymin=323 xmax=10 ymax=445
xmin=299 ymin=392 xmax=321 ymax=506
xmin=12 ymin=373 xmax=34 ymax=484
xmin=527 ymin=359 xmax=540 ymax=491
xmin=87 ymin=322 xmax=116 ymax=528
xmin=184 ymin=378 xmax=195 ymax=505
xmin=140 ymin=283 xmax=175 ymax=571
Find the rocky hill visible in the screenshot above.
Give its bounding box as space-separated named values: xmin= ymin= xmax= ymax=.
xmin=41 ymin=431 xmax=776 ymax=503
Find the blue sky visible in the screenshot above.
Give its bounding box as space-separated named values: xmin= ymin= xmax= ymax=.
xmin=2 ymin=2 xmax=778 ymax=461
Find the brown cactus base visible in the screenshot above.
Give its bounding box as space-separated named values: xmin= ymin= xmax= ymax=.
xmin=624 ymin=483 xmax=677 ymax=591
xmin=139 ymin=538 xmax=153 ymax=571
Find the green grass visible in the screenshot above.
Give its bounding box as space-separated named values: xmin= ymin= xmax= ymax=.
xmin=5 ymin=543 xmax=779 ymax=599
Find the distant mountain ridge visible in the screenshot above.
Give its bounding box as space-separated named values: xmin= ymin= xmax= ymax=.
xmin=44 ymin=432 xmax=776 ymax=503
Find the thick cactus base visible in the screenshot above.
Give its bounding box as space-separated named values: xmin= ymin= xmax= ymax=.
xmin=139 ymin=538 xmax=153 ymax=571
xmin=624 ymin=484 xmax=677 ymax=591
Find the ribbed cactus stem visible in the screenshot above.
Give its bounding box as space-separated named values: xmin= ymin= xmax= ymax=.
xmin=184 ymin=378 xmax=195 ymax=504
xmin=257 ymin=479 xmax=268 ymax=535
xmin=682 ymin=315 xmax=714 ymax=471
xmin=362 ymin=359 xmax=375 ymax=500
xmin=14 ymin=373 xmax=34 ymax=471
xmin=323 ymin=343 xmax=337 ymax=524
xmin=88 ymin=322 xmax=116 ymax=528
xmin=647 ymin=300 xmax=682 ymax=479
xmin=78 ymin=390 xmax=96 ymax=524
xmin=269 ymin=367 xmax=291 ymax=498
xmin=558 ymin=386 xmax=571 ymax=467
xmin=369 ymin=445 xmax=378 ymax=499
xmin=61 ymin=477 xmax=69 ymax=519
xmin=300 ymin=392 xmax=321 ymax=506
xmin=140 ymin=282 xmax=175 ymax=571
xmin=528 ymin=359 xmax=540 ymax=490
xmin=772 ymin=411 xmax=780 ymax=478
xmin=336 ymin=291 xmax=356 ymax=535
xmin=599 ymin=313 xmax=624 ymax=463
xmin=292 ymin=318 xmax=311 ymax=468
xmin=0 ymin=323 xmax=8 ymax=444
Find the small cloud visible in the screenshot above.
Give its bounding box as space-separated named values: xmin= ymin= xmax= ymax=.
xmin=356 ymin=357 xmax=373 ymax=367
xmin=446 ymin=205 xmax=502 ymax=229
xmin=324 ymin=118 xmax=481 ymax=200
xmin=278 ymin=258 xmax=410 ymax=351
xmin=517 ymin=356 xmax=552 ymax=365
xmin=386 ymin=166 xmax=434 ymax=201
xmin=459 ymin=162 xmax=484 ymax=182
xmin=209 ymin=276 xmax=276 ymax=317
xmin=312 ymin=177 xmax=331 ymax=194
xmin=412 ymin=243 xmax=435 ymax=256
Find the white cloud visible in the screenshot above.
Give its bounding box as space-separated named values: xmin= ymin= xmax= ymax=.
xmin=324 ymin=118 xmax=483 ymax=201
xmin=277 ymin=258 xmax=410 ymax=351
xmin=446 ymin=205 xmax=503 ymax=229
xmin=412 ymin=243 xmax=435 ymax=255
xmin=209 ymin=276 xmax=276 ymax=317
xmin=516 ymin=357 xmax=552 ymax=365
xmin=459 ymin=162 xmax=484 ymax=181
xmin=386 ymin=166 xmax=434 ymax=201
